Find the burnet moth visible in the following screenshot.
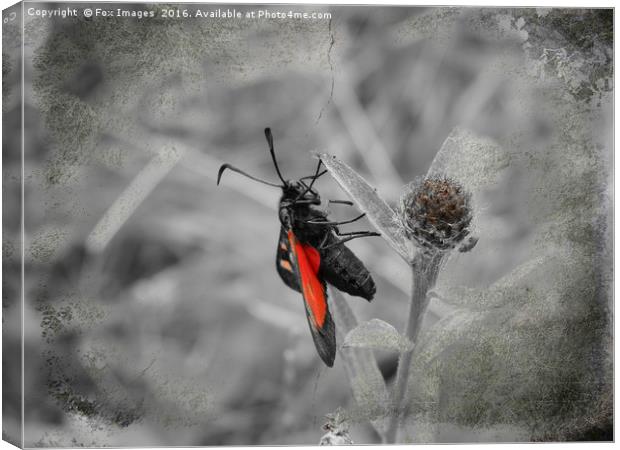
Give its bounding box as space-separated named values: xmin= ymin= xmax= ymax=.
xmin=217 ymin=128 xmax=379 ymax=367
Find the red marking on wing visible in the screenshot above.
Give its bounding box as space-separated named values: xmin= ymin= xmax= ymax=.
xmin=302 ymin=243 xmax=321 ymax=274
xmin=288 ymin=231 xmax=327 ymax=328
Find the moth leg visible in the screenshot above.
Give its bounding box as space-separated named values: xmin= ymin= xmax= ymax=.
xmin=320 ymin=232 xmax=380 ymax=250
xmin=299 ymin=169 xmax=328 ymax=182
xmin=318 ymin=232 xmax=330 ymax=249
xmin=299 ymin=159 xmax=325 ymax=181
xmin=328 ymin=200 xmax=354 ymax=206
xmin=335 ymin=230 xmax=380 ymax=237
xmin=303 ymin=213 xmax=366 ymax=226
xmin=317 ymin=229 xmax=379 ymax=251
xmin=294 ymin=160 xmax=325 ymax=202
xmin=288 ymin=199 xmax=318 ymax=205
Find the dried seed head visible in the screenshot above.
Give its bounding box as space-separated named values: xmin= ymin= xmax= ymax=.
xmin=319 ymin=408 xmax=353 ymax=445
xmin=398 ymin=176 xmax=472 ymax=253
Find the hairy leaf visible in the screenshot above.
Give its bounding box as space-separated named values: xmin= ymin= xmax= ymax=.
xmin=428 ymin=126 xmax=508 ymax=195
xmin=318 ymin=153 xmax=412 ymax=263
xmin=343 ymin=319 xmax=414 ymax=353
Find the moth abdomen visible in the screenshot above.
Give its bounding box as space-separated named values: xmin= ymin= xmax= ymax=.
xmin=319 ymin=242 xmax=375 ymax=301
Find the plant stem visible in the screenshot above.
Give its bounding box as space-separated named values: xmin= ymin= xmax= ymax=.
xmin=329 ymin=288 xmax=391 ymax=438
xmin=385 ymin=251 xmax=443 ymax=443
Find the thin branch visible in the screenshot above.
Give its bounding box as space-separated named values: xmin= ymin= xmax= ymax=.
xmin=333 ymin=72 xmax=403 ymax=199
xmin=85 ymin=145 xmax=183 ymax=253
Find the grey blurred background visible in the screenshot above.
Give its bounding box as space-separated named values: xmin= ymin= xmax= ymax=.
xmin=2 ymin=4 xmax=613 ymax=446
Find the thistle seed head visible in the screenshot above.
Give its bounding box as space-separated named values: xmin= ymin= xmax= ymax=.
xmin=398 ymin=176 xmax=472 ymax=253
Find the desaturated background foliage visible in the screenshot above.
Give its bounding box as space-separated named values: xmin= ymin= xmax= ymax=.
xmin=2 ymin=3 xmax=613 ymax=446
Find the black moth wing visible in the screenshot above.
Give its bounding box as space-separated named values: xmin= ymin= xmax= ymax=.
xmin=318 ymin=232 xmax=376 ymax=301
xmin=280 ymin=228 xmax=336 ymax=367
xmin=276 ymin=227 xmax=300 ymax=292
xmin=298 ymin=278 xmax=336 ymax=368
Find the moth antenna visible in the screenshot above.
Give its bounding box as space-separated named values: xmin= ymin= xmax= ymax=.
xmin=217 ymin=164 xmax=282 ymax=188
xmin=265 ymin=128 xmax=287 ymax=184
